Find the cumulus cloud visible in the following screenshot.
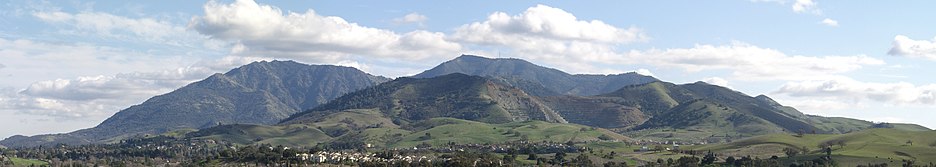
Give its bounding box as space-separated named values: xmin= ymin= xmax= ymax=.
xmin=189 ymin=0 xmax=461 ymax=63
xmin=820 ymin=18 xmax=838 ymax=27
xmin=625 ymin=42 xmax=884 ymax=81
xmin=392 ymin=12 xmax=427 ymax=25
xmin=888 ymin=35 xmax=936 ymax=61
xmin=792 ymin=0 xmax=820 ymax=14
xmin=451 ymin=4 xmax=647 ymax=73
xmin=774 ymin=77 xmax=936 ymax=105
xmin=633 ymin=69 xmax=654 ymax=77
xmin=702 ymin=77 xmax=731 ymax=88
xmin=771 ymin=97 xmax=855 ymax=114
xmin=454 ymin=4 xmax=646 ymax=44
xmin=751 ymin=0 xmax=824 ymax=15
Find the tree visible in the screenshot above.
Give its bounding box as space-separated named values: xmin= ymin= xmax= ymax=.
xmin=603 ymin=161 xmax=629 ymax=167
xmin=527 ymin=153 xmax=538 ymax=160
xmin=502 ymin=154 xmax=514 ymax=164
xmin=836 ymin=140 xmax=847 ymax=148
xmin=653 ymin=145 xmax=665 ymax=153
xmin=676 ymin=156 xmax=700 ymax=167
xmin=701 ymin=151 xmax=717 ymax=165
xmin=573 ymin=153 xmax=593 ymax=167
xmin=783 ymin=147 xmax=799 ymax=158
xmin=551 ymin=152 xmax=566 ymax=165
xmin=906 ymin=140 xmax=913 ymax=146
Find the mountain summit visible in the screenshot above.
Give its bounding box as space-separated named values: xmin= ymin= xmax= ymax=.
xmin=1 ymin=60 xmax=388 ymax=148
xmin=414 ymin=55 xmax=659 ymax=96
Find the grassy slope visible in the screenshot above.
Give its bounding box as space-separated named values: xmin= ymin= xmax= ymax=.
xmin=190 ymin=115 xmax=630 ymax=149
xmin=625 ymin=100 xmax=784 ymax=143
xmin=689 ymin=128 xmax=936 ymax=163
xmin=390 ymin=118 xmax=630 ymax=148
xmin=9 ymin=157 xmax=49 ymax=166
xmin=892 ymin=123 xmax=932 ymax=131
xmin=192 ymin=124 xmax=332 ymax=147
xmin=808 ymin=116 xmax=873 ymax=134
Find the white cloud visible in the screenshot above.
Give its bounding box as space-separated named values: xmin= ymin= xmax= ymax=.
xmin=820 ymin=18 xmax=838 ymax=27
xmin=454 ymin=4 xmax=646 ymax=44
xmin=633 ymin=69 xmax=654 ymax=77
xmin=451 ymin=4 xmax=647 ymax=73
xmin=888 ymin=35 xmax=936 ymax=61
xmin=702 ymin=77 xmax=731 ymax=88
xmin=189 ymin=0 xmax=461 ymax=63
xmin=0 ymin=38 xmax=199 ymax=88
xmin=0 ymin=56 xmax=268 ymax=120
xmin=774 ymin=77 xmax=936 ymax=105
xmin=392 ymin=12 xmax=427 ymax=25
xmin=625 ymin=42 xmax=884 ymax=81
xmin=751 ymin=0 xmax=823 ymax=15
xmin=0 ymin=63 xmax=5 ymax=70
xmin=772 ymin=97 xmax=853 ymax=113
xmin=792 ymin=0 xmax=820 ymax=14
xmin=32 ymin=10 xmax=219 ymax=49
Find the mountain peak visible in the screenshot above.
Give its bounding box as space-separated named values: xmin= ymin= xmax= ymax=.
xmin=415 ymin=55 xmax=658 ymax=96
xmin=0 ymin=61 xmax=390 ymax=148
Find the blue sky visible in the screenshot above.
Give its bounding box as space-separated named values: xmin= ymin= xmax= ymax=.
xmin=2 ymin=0 xmax=936 ymax=139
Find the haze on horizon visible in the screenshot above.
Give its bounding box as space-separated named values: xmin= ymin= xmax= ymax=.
xmin=1 ymin=0 xmax=935 ymax=139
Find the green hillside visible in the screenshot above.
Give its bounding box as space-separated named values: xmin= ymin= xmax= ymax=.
xmin=283 ymin=73 xmax=567 ymax=125
xmin=190 ymin=124 xmax=333 ymax=147
xmin=690 ymin=128 xmax=936 ymax=165
xmin=189 ymin=115 xmax=629 ymax=148
xmin=388 ymin=118 xmax=631 ymax=148
xmin=628 ymin=99 xmax=785 ymax=142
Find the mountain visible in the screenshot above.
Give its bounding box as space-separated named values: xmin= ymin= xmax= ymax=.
xmin=603 ymin=81 xmax=818 ymax=139
xmin=413 ymin=55 xmax=659 ymax=96
xmin=1 ymin=60 xmax=389 ymax=148
xmin=603 ymin=81 xmax=931 ymax=142
xmin=281 ymin=73 xmax=568 ymax=125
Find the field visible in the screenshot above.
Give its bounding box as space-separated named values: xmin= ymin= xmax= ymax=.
xmin=9 ymin=157 xmax=49 ymax=166
xmin=688 ymin=128 xmax=936 ymax=165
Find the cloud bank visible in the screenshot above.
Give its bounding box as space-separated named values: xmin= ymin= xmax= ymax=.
xmin=775 ymin=77 xmax=936 ymax=105
xmin=190 ymin=0 xmax=461 ymax=63
xmin=889 ymin=35 xmax=936 ymax=61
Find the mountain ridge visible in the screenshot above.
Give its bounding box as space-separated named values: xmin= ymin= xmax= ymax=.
xmin=414 ymin=55 xmax=659 ymax=96
xmin=3 ymin=56 xmax=929 ymax=149
xmin=1 ymin=60 xmax=389 ymax=148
